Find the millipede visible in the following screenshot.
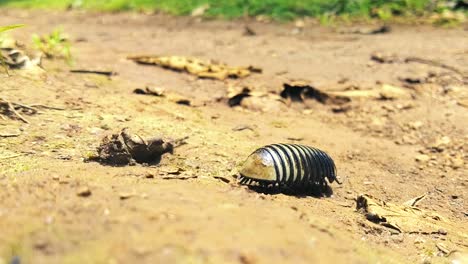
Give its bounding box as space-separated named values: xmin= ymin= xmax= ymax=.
xmin=239 ymin=144 xmax=338 ymax=189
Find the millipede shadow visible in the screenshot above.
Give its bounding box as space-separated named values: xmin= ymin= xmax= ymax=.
xmin=246 ymin=184 xmax=333 ymax=198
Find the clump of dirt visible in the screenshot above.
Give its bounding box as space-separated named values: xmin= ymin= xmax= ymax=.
xmin=91 ymin=128 xmax=174 ymax=165
xmin=280 ymin=81 xmax=351 ymax=105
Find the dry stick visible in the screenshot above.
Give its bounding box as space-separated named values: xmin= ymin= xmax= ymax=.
xmin=28 ymin=104 xmax=65 ymax=110
xmin=70 ymin=69 xmax=116 ymax=77
xmin=405 ymin=56 xmax=467 ymax=78
xmin=6 ymin=100 xmax=29 ymax=124
xmin=172 ymin=136 xmax=189 ymax=148
xmin=0 ymin=154 xmax=22 ymax=160
xmin=0 ymin=133 xmax=21 ymax=137
xmin=10 ymin=102 xmax=37 ymax=114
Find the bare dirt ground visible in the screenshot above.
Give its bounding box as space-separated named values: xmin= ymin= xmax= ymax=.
xmin=0 ymin=9 xmax=467 ymax=264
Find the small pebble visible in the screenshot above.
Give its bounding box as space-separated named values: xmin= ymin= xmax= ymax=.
xmin=415 ymin=154 xmax=430 ymax=163
xmin=77 ymin=187 xmax=92 ymax=197
xmin=119 ymin=192 xmax=136 ymax=200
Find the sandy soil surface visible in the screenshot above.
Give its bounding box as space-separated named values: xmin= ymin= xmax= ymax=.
xmin=0 ymin=9 xmax=467 ymax=264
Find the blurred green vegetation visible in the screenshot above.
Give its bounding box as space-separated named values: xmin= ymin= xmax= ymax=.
xmin=32 ymin=28 xmax=73 ymax=64
xmin=0 ymin=0 xmax=466 ymax=20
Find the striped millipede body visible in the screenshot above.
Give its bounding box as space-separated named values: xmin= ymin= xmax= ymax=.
xmin=239 ymin=144 xmax=337 ymax=189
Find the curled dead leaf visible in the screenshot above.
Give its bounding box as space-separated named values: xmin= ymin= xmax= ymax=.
xmin=127 ymin=55 xmax=261 ymax=80
xmin=226 ymin=85 xmax=286 ymax=112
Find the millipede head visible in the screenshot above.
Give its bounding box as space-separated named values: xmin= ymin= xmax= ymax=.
xmin=239 ymin=148 xmax=277 ymax=183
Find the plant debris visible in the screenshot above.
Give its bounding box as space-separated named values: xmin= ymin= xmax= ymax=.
xmin=0 ymin=98 xmax=37 ymax=123
xmin=403 ymin=194 xmax=427 ymax=207
xmin=70 ymin=69 xmax=117 ymax=77
xmin=371 ymin=52 xmax=467 ymax=80
xmin=226 ymin=85 xmax=286 ymax=112
xmin=0 ymin=99 xmax=62 ymax=123
xmin=279 ymin=81 xmax=411 ymax=105
xmin=133 ymin=87 xmax=165 ymax=96
xmin=232 ymin=124 xmax=254 ymax=131
xmin=127 ymin=55 xmax=261 ymax=80
xmin=0 ymin=132 xmax=21 ymax=137
xmin=356 ymin=194 xmax=455 ymax=234
xmin=280 ymin=81 xmax=343 ymax=104
xmin=133 ymin=87 xmax=192 ymax=105
xmin=33 ymin=29 xmax=72 ymax=62
xmin=338 ymin=25 xmax=390 ymax=35
xmin=322 ymin=84 xmax=412 ymax=102
xmin=161 ymin=175 xmax=197 ymax=180
xmin=89 ymin=128 xmax=174 ymax=166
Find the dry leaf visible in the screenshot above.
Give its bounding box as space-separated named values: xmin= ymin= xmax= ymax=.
xmin=226 ymin=85 xmax=285 ymax=112
xmin=128 ymin=55 xmax=261 ymax=80
xmin=403 ymin=194 xmax=427 ymax=207
xmin=356 ymin=194 xmax=463 ymax=235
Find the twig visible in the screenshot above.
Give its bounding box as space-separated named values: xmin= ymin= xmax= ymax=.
xmin=162 ymin=175 xmax=197 ymax=180
xmin=172 ymin=136 xmax=189 ymax=148
xmin=0 ymin=132 xmax=21 ymax=137
xmin=403 ymin=193 xmax=427 ymax=207
xmin=405 ymin=56 xmax=467 ymax=78
xmin=0 ymin=154 xmax=22 ymax=160
xmin=9 ymin=102 xmax=37 ymax=113
xmin=213 ymin=176 xmax=230 ymax=184
xmin=28 ymin=104 xmax=65 ymax=110
xmin=70 ymin=69 xmax=117 ymax=77
xmin=6 ymin=100 xmax=29 ymax=124
xmin=0 ymin=98 xmax=62 ymax=122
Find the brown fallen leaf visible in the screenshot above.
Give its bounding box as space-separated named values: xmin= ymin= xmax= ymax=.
xmin=127 ymin=55 xmax=261 ymax=80
xmin=280 ymin=81 xmax=350 ymax=105
xmin=403 ymin=194 xmax=427 ymax=207
xmin=226 ymin=85 xmax=286 ymax=112
xmin=133 ymin=87 xmax=192 ymax=105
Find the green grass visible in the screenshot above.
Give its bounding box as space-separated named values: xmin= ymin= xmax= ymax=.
xmin=32 ymin=28 xmax=73 ymax=64
xmin=0 ymin=24 xmax=25 ymax=33
xmin=0 ymin=0 xmax=466 ymax=21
